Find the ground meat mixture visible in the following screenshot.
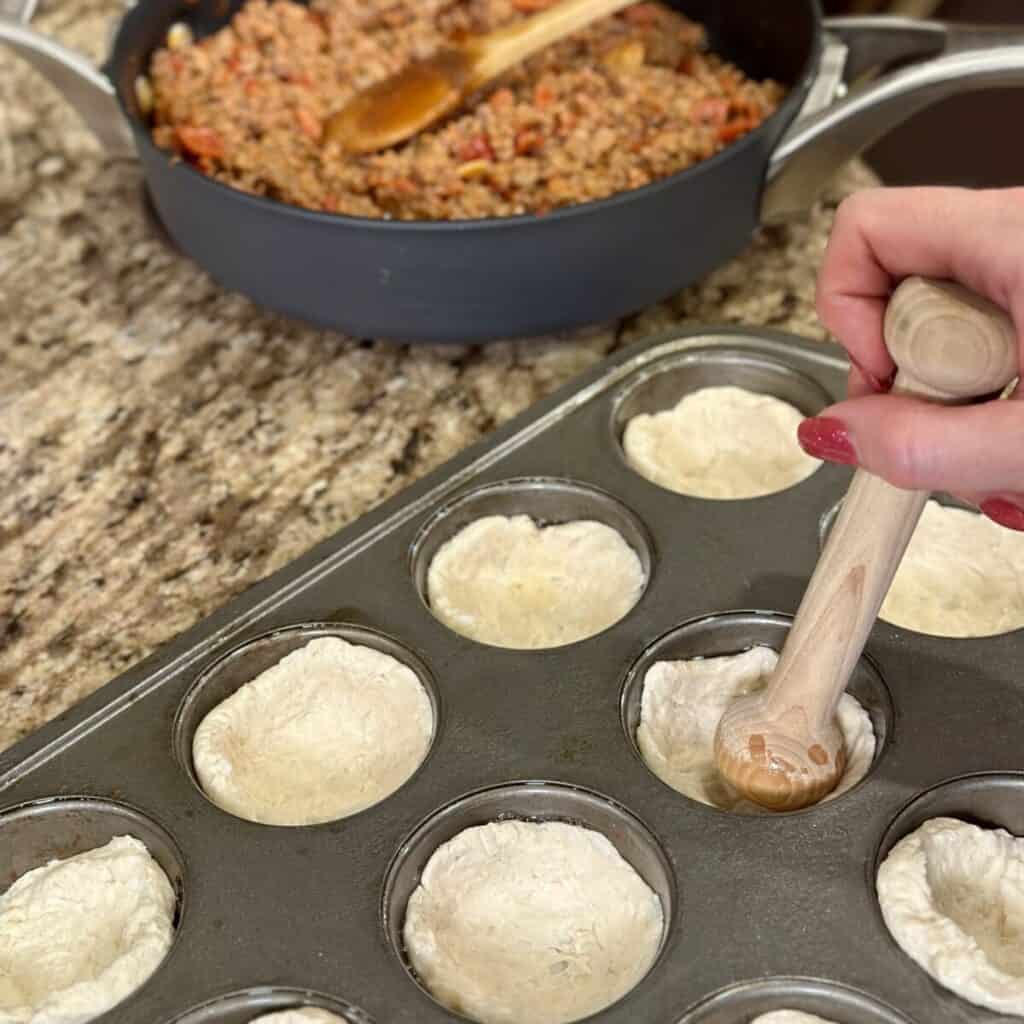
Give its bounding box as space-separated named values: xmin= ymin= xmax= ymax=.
xmin=146 ymin=0 xmax=786 ymax=220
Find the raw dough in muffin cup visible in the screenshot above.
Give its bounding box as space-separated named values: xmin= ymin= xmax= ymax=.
xmin=878 ymin=499 xmax=1024 ymax=638
xmin=403 ymin=819 xmax=664 ymax=1024
xmin=877 ymin=816 xmax=1024 ymax=1015
xmin=191 ymin=635 xmax=434 ymax=826
xmin=426 ymin=514 xmax=645 ymax=649
xmin=622 ymin=385 xmax=820 ymax=500
xmin=636 ymin=646 xmax=876 ymax=813
xmin=0 ymin=835 xmax=175 ymax=1023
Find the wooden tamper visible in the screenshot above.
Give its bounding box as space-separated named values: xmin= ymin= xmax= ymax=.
xmin=713 ymin=276 xmax=1018 ymax=811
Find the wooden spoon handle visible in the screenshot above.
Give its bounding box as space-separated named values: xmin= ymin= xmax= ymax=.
xmin=762 ymin=275 xmax=1018 ymax=728
xmin=471 ymin=0 xmax=638 ymax=86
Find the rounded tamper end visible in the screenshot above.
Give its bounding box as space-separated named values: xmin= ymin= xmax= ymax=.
xmin=884 ymin=277 xmax=1018 ymax=400
xmin=713 ymin=694 xmax=847 ymax=812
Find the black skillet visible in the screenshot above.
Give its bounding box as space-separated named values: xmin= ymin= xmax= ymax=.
xmin=3 ymin=2 xmax=1024 ymax=342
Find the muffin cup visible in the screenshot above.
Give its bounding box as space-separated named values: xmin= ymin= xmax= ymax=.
xmin=168 ymin=986 xmax=372 ymax=1023
xmin=620 ymin=610 xmax=894 ymax=814
xmin=383 ymin=780 xmax=675 ymax=1017
xmin=677 ymin=976 xmax=914 ymax=1023
xmin=172 ymin=622 xmax=440 ymax=825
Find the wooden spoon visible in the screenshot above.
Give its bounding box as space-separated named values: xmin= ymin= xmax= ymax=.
xmin=324 ymin=0 xmax=640 ymax=154
xmin=713 ymin=276 xmax=1019 ymax=812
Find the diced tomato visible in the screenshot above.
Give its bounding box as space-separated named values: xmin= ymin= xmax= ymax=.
xmin=386 ymin=177 xmax=418 ymax=195
xmin=691 ymin=96 xmax=729 ymax=126
xmin=718 ymin=117 xmax=756 ymax=143
xmin=512 ymin=0 xmax=557 ymax=11
xmin=455 ymin=134 xmax=495 ymax=162
xmin=514 ymin=128 xmax=543 ymax=156
xmin=178 ymin=125 xmax=224 ymax=159
xmin=533 ymin=82 xmax=555 ymax=108
xmin=296 ymin=108 xmax=322 ymax=140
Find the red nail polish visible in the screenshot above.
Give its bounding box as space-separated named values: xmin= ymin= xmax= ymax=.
xmin=797 ymin=417 xmax=858 ymax=465
xmin=980 ymin=498 xmax=1024 ymax=532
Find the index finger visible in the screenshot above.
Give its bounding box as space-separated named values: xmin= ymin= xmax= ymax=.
xmin=816 ymin=186 xmax=1024 ymax=387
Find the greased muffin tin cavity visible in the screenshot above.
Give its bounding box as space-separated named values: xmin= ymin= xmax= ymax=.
xmin=2 ymin=327 xmax=1022 ymax=1024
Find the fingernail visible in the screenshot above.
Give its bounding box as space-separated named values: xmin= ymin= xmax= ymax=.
xmin=849 ymin=355 xmax=893 ymax=394
xmin=847 ymin=356 xmax=897 ymax=395
xmin=980 ymin=498 xmax=1024 ymax=532
xmin=797 ymin=416 xmax=858 ymax=465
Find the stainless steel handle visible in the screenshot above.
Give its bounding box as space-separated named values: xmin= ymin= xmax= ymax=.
xmin=0 ymin=13 xmax=135 ymax=157
xmin=762 ymin=17 xmax=1024 ymax=222
xmin=0 ymin=0 xmax=37 ymax=22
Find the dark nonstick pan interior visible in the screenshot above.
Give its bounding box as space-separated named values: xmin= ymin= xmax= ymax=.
xmin=106 ymin=0 xmax=821 ymax=342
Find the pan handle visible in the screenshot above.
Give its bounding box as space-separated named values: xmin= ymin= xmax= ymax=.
xmin=0 ymin=13 xmax=135 ymax=157
xmin=0 ymin=0 xmax=37 ymax=21
xmin=762 ymin=16 xmax=1024 ymax=222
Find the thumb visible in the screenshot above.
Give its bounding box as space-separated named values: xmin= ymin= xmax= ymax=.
xmin=797 ymin=394 xmax=1024 ymax=527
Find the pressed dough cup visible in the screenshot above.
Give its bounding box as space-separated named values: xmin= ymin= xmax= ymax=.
xmin=0 ymin=797 xmax=184 ymax=1020
xmin=173 ymin=623 xmax=439 ymax=826
xmin=412 ymin=477 xmax=652 ymax=649
xmin=384 ymin=782 xmax=675 ymax=1023
xmin=612 ymin=349 xmax=831 ymax=500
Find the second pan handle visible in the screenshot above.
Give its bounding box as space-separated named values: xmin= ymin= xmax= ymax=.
xmin=0 ymin=0 xmax=36 ymax=22
xmin=0 ymin=9 xmax=134 ymax=158
xmin=763 ymin=16 xmax=1024 ymax=222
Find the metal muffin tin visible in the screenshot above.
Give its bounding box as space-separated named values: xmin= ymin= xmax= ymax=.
xmin=2 ymin=327 xmax=1023 ymax=1024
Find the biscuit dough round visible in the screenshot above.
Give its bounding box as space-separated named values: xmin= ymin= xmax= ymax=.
xmin=193 ymin=637 xmax=433 ymax=826
xmin=622 ymin=386 xmax=820 ymax=499
xmin=0 ymin=835 xmax=175 ymax=1024
xmin=751 ymin=1013 xmax=838 ymax=1024
xmin=250 ymin=1011 xmax=348 ymax=1023
xmin=880 ymin=500 xmax=1024 ymax=637
xmin=426 ymin=515 xmax=645 ymax=648
xmin=403 ymin=820 xmax=664 ymax=1024
xmin=877 ymin=817 xmax=1024 ymax=1015
xmin=637 ymin=647 xmax=875 ymax=813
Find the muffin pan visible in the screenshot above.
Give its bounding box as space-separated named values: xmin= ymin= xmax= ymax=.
xmin=1 ymin=327 xmax=1022 ymax=1023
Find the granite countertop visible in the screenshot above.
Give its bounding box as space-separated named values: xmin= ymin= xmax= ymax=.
xmin=0 ymin=0 xmax=879 ymax=753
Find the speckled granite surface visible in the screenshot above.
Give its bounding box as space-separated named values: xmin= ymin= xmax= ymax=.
xmin=0 ymin=0 xmax=879 ymax=752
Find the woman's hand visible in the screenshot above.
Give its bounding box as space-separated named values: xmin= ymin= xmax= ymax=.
xmin=799 ymin=186 xmax=1024 ymax=530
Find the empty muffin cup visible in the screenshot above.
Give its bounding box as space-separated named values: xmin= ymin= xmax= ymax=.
xmin=174 ymin=622 xmax=438 ymax=827
xmin=384 ymin=781 xmax=674 ymax=1024
xmin=621 ymin=611 xmax=893 ymax=814
xmin=821 ymin=493 xmax=1024 ymax=639
xmin=168 ymin=986 xmax=372 ymax=1023
xmin=874 ymin=772 xmax=1024 ymax=1017
xmin=410 ymin=477 xmax=653 ymax=649
xmin=611 ymin=349 xmax=831 ymax=500
xmin=0 ymin=796 xmax=184 ymax=1022
xmin=677 ymin=976 xmax=913 ymax=1023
